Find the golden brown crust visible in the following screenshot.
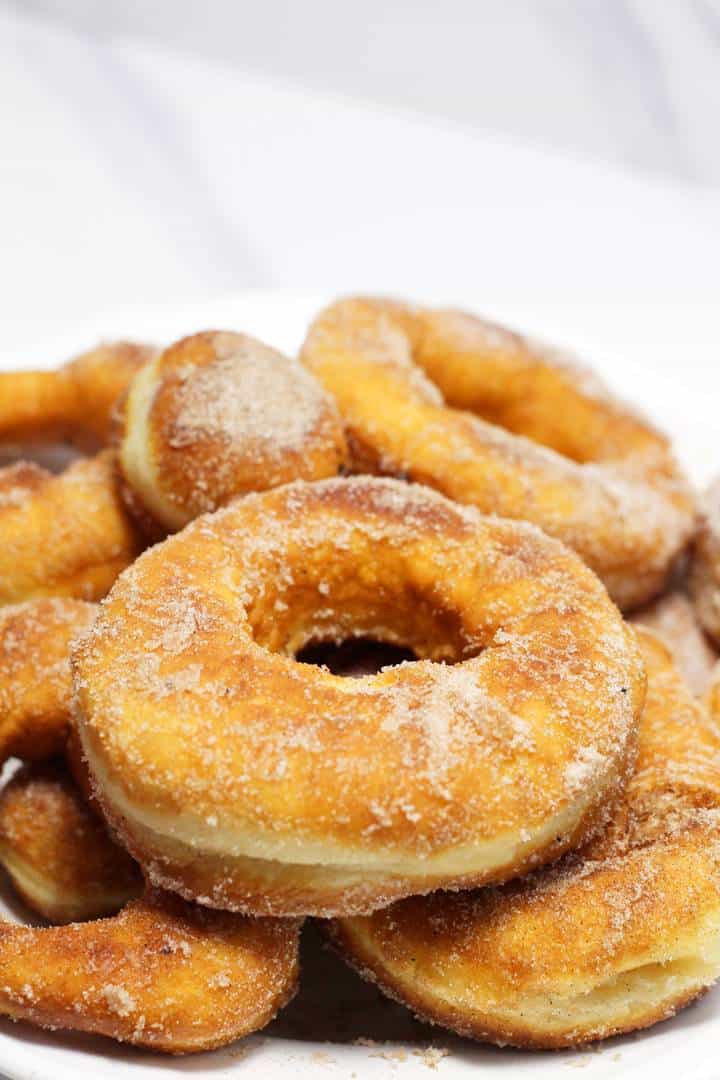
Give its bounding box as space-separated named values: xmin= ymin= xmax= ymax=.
xmin=0 ymin=887 xmax=300 ymax=1053
xmin=706 ymin=663 xmax=720 ymax=728
xmin=0 ymin=760 xmax=142 ymax=923
xmin=691 ymin=478 xmax=720 ymax=646
xmin=329 ymin=629 xmax=720 ymax=1048
xmin=0 ymin=451 xmax=143 ymax=606
xmin=630 ymin=588 xmax=718 ymax=696
xmin=301 ymin=298 xmax=696 ymax=610
xmin=73 ymin=476 xmax=643 ymax=916
xmin=0 ymin=342 xmax=155 ymax=452
xmin=0 ymin=598 xmax=97 ymax=761
xmin=117 ymin=330 xmax=348 ymax=532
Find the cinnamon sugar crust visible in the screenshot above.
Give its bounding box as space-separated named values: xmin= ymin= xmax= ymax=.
xmin=0 ymin=452 xmax=143 ymax=605
xmin=0 ymin=887 xmax=299 ymax=1053
xmin=691 ymin=478 xmax=720 ymax=646
xmin=630 ymin=587 xmax=717 ymax=696
xmin=0 ymin=342 xmax=155 ymax=452
xmin=301 ymin=298 xmax=696 ymax=610
xmin=0 ymin=760 xmax=142 ymax=923
xmin=0 ymin=597 xmax=97 ymax=761
xmin=73 ymin=476 xmax=643 ymax=917
xmin=330 ymin=629 xmax=720 ymax=1048
xmin=118 ymin=330 xmax=348 ymax=532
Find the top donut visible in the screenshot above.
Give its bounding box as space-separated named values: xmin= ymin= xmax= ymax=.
xmin=118 ymin=331 xmax=348 ymax=532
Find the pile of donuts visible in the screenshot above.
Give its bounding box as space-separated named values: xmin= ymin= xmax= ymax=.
xmin=0 ymin=296 xmax=719 ymax=1056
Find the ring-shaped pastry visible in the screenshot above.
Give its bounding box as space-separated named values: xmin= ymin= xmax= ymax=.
xmin=0 ymin=599 xmax=300 ymax=1051
xmin=301 ymin=298 xmax=695 ymax=609
xmin=0 ymin=760 xmax=142 ymax=923
xmin=0 ymin=342 xmax=155 ymax=452
xmin=0 ymin=452 xmax=142 ymax=606
xmin=706 ymin=663 xmax=720 ymax=725
xmin=329 ymin=628 xmax=720 ymax=1049
xmin=118 ymin=330 xmax=348 ymax=533
xmin=691 ymin=478 xmax=720 ymax=646
xmin=0 ymin=887 xmax=299 ymax=1053
xmin=0 ymin=599 xmax=141 ymax=922
xmin=73 ymin=476 xmax=644 ymax=917
xmin=0 ymin=598 xmax=97 ymax=760
xmin=630 ymin=588 xmax=717 ymax=696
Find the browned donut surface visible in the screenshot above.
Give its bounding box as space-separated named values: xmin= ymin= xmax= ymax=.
xmin=302 ymin=298 xmax=695 ymax=609
xmin=0 ymin=760 xmax=142 ymax=923
xmin=0 ymin=342 xmax=155 ymax=451
xmin=74 ymin=476 xmax=643 ymax=917
xmin=330 ymin=629 xmax=720 ymax=1048
xmin=118 ymin=330 xmax=348 ymax=531
xmin=0 ymin=888 xmax=300 ymax=1053
xmin=691 ymin=478 xmax=720 ymax=646
xmin=0 ymin=452 xmax=142 ymax=606
xmin=630 ymin=587 xmax=717 ymax=696
xmin=0 ymin=598 xmax=97 ymax=761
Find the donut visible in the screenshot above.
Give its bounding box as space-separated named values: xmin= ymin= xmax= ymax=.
xmin=691 ymin=478 xmax=720 ymax=646
xmin=118 ymin=330 xmax=348 ymax=533
xmin=0 ymin=887 xmax=299 ymax=1053
xmin=0 ymin=598 xmax=97 ymax=761
xmin=73 ymin=476 xmax=644 ymax=917
xmin=706 ymin=663 xmax=720 ymax=727
xmin=0 ymin=760 xmax=142 ymax=923
xmin=630 ymin=588 xmax=717 ymax=696
xmin=301 ymin=298 xmax=695 ymax=609
xmin=329 ymin=628 xmax=720 ymax=1049
xmin=0 ymin=452 xmax=142 ymax=606
xmin=0 ymin=342 xmax=155 ymax=452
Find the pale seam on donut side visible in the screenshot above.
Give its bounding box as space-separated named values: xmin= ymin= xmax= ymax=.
xmin=79 ymin=727 xmax=621 ymax=884
xmin=120 ymin=355 xmax=186 ymax=531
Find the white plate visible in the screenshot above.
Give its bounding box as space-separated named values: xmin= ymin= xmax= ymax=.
xmin=0 ymin=289 xmax=717 ymax=1080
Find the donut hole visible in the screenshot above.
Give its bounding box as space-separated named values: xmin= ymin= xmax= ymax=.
xmin=244 ymin=547 xmax=478 ymax=666
xmin=296 ymin=638 xmax=417 ymax=677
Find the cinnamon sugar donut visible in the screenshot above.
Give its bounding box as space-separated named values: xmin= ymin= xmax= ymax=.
xmin=0 ymin=598 xmax=97 ymax=761
xmin=0 ymin=342 xmax=155 ymax=452
xmin=0 ymin=452 xmax=142 ymax=605
xmin=0 ymin=761 xmax=142 ymax=923
xmin=706 ymin=663 xmax=720 ymax=726
xmin=118 ymin=330 xmax=348 ymax=532
xmin=691 ymin=478 xmax=720 ymax=646
xmin=630 ymin=588 xmax=717 ymax=696
xmin=73 ymin=477 xmax=643 ymax=917
xmin=0 ymin=887 xmax=299 ymax=1053
xmin=330 ymin=629 xmax=720 ymax=1049
xmin=301 ymin=298 xmax=695 ymax=609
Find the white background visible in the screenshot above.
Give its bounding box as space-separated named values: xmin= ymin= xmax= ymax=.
xmin=0 ymin=1 xmax=719 ymax=355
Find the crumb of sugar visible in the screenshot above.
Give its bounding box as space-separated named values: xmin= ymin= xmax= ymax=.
xmin=99 ymin=984 xmax=137 ymax=1017
xmin=413 ymin=1046 xmax=450 ymax=1069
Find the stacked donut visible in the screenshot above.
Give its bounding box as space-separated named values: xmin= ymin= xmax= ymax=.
xmin=0 ymin=300 xmax=717 ymax=1056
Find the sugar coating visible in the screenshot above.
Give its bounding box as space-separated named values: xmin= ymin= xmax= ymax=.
xmin=168 ymin=333 xmax=333 ymax=458
xmin=0 ymin=452 xmax=140 ymax=606
xmin=331 ymin=630 xmax=720 ymax=1048
xmin=630 ymin=589 xmax=718 ymax=696
xmin=74 ymin=475 xmax=643 ymax=914
xmin=0 ymin=597 xmax=98 ymax=761
xmin=123 ymin=330 xmax=347 ymax=529
xmin=0 ymin=888 xmax=299 ymax=1051
xmin=0 ymin=760 xmax=141 ymax=921
xmin=301 ymin=298 xmax=696 ymax=610
xmin=691 ymin=478 xmax=720 ymax=646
